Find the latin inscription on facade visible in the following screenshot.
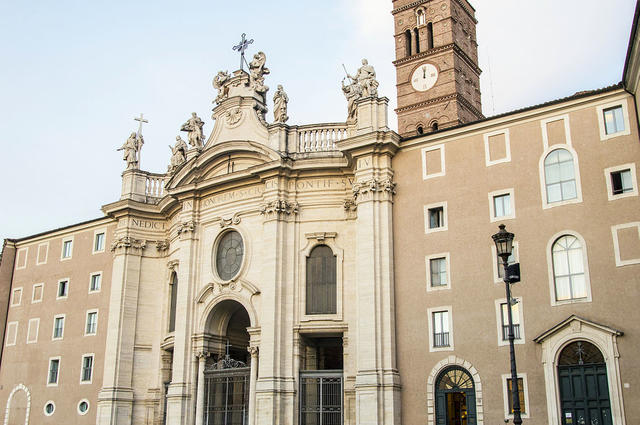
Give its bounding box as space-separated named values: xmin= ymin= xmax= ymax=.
xmin=130 ymin=218 xmax=166 ymax=230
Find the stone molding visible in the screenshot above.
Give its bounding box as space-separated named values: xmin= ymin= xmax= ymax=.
xmin=110 ymin=236 xmax=146 ymax=253
xmin=219 ymin=213 xmax=241 ymax=228
xmin=168 ymin=260 xmax=179 ymax=272
xmin=3 ymin=383 xmax=30 ymax=425
xmin=177 ymin=220 xmax=196 ymax=235
xmin=352 ymin=178 xmax=396 ymax=203
xmin=247 ymin=346 xmax=259 ymax=356
xmin=304 ymin=232 xmax=338 ymax=242
xmin=156 ymin=240 xmax=170 ymax=252
xmin=260 ymin=199 xmax=299 ymax=219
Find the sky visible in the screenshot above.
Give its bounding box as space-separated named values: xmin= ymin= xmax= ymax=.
xmin=0 ymin=0 xmax=636 ymax=242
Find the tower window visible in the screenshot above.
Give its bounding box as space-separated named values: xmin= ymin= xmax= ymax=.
xmin=417 ymin=126 xmax=424 ymax=135
xmin=426 ymin=22 xmax=434 ymax=49
xmin=414 ymin=28 xmax=420 ymax=54
xmin=431 ymin=122 xmax=439 ymax=131
xmin=416 ymin=9 xmax=426 ymax=26
xmin=405 ymin=30 xmax=412 ymax=57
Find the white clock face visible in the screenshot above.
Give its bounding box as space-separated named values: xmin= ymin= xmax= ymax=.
xmin=411 ymin=63 xmax=438 ymax=92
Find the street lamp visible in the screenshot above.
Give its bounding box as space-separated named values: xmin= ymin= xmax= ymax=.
xmin=492 ymin=224 xmax=523 ymax=425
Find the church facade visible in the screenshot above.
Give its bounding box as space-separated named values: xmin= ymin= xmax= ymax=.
xmin=1 ymin=1 xmax=639 ymax=425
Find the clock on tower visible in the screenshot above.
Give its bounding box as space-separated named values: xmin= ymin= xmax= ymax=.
xmin=392 ymin=0 xmax=483 ymax=138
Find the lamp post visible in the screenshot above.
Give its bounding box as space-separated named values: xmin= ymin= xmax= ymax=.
xmin=492 ymin=224 xmax=523 ymax=425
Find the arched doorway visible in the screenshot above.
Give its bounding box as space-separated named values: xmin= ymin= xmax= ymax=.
xmin=558 ymin=341 xmax=612 ymax=425
xmin=202 ymin=300 xmax=252 ymax=425
xmin=435 ymin=367 xmax=476 ymax=425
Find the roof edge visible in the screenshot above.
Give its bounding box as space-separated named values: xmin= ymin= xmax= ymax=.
xmin=14 ymin=216 xmax=114 ymax=243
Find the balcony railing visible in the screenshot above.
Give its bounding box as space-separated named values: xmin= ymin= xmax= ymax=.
xmin=502 ymin=324 xmax=521 ymax=341
xmin=297 ymin=124 xmax=348 ymax=153
xmin=433 ymin=332 xmax=450 ymax=348
xmin=146 ymin=174 xmax=165 ymax=198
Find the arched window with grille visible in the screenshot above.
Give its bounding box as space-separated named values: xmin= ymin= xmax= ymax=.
xmin=551 ymin=235 xmax=589 ymax=302
xmin=306 ymin=245 xmax=337 ymax=315
xmin=416 ymin=9 xmax=426 ymax=26
xmin=168 ymin=271 xmax=178 ymax=332
xmin=544 ymin=148 xmax=577 ymax=203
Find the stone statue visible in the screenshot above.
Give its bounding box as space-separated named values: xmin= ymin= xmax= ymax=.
xmin=117 ymin=132 xmax=144 ymax=170
xmin=273 ymin=85 xmax=289 ymax=123
xmin=213 ymin=71 xmax=230 ymax=104
xmin=168 ymin=136 xmax=188 ymax=173
xmin=249 ymin=51 xmax=270 ymax=94
xmin=180 ymin=112 xmax=205 ymax=149
xmin=342 ymin=79 xmax=362 ymax=122
xmin=347 ymin=58 xmax=379 ymax=98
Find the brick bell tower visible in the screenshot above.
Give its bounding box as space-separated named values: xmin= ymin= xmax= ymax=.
xmin=392 ymin=0 xmax=483 ymax=138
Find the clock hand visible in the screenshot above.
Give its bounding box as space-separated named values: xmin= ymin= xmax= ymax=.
xmin=423 ymin=66 xmax=426 ymax=78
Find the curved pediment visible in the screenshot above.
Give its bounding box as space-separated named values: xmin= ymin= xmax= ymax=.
xmin=166 ymin=140 xmax=284 ymax=189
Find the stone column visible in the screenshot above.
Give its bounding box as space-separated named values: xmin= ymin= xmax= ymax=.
xmin=195 ymin=352 xmax=208 ymax=425
xmin=247 ymin=346 xmax=259 ymax=425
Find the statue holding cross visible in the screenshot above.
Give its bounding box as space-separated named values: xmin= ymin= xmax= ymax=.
xmin=117 ymin=113 xmax=147 ymax=170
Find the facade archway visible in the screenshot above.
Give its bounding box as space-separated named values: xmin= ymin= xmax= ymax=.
xmin=3 ymin=383 xmax=30 ymax=425
xmin=435 ymin=367 xmax=476 ymax=425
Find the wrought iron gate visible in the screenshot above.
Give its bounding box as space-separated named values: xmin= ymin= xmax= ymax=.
xmin=204 ymin=355 xmax=250 ymax=425
xmin=299 ymin=371 xmax=343 ymax=425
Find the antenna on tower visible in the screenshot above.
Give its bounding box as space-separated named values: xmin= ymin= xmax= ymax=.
xmin=485 ymin=48 xmax=497 ymax=116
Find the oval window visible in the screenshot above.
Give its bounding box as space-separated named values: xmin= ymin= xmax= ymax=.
xmin=44 ymin=401 xmax=55 ymax=416
xmin=215 ymin=231 xmax=244 ymax=281
xmin=78 ymin=400 xmax=89 ymax=415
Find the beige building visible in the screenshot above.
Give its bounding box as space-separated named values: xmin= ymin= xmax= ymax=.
xmin=0 ymin=1 xmax=639 ymax=425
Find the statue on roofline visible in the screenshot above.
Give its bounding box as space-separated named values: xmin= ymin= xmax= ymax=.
xmin=346 ymin=58 xmax=379 ymax=98
xmin=213 ymin=70 xmax=230 ymax=104
xmin=273 ymin=85 xmax=289 ymax=124
xmin=249 ymin=51 xmax=270 ymax=94
xmin=117 ymin=132 xmax=144 ymax=170
xmin=180 ymin=112 xmax=205 ymax=149
xmin=341 ymin=78 xmax=362 ymax=122
xmin=168 ymin=136 xmax=188 ymax=173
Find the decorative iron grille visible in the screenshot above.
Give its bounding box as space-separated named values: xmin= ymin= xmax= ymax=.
xmin=203 ymin=355 xmax=250 ymax=425
xmin=300 ymin=371 xmax=343 ymax=425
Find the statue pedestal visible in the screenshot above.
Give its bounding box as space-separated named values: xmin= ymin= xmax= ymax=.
xmin=120 ymin=169 xmax=148 ymax=203
xmin=354 ymin=97 xmax=390 ymax=136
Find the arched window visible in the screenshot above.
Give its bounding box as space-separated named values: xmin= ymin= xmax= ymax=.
xmin=552 ymin=235 xmax=587 ymax=302
xmin=416 ymin=9 xmax=426 ymax=26
xmin=414 ymin=28 xmax=421 ymax=54
xmin=404 ymin=30 xmax=412 ymax=58
xmin=306 ymin=245 xmax=337 ymax=315
xmin=427 ymin=22 xmax=434 ymax=49
xmin=544 ymin=149 xmax=577 ymax=203
xmin=168 ymin=271 xmax=178 ymax=332
xmin=431 ymin=122 xmax=439 ymax=131
xmin=435 ymin=367 xmax=477 ymax=425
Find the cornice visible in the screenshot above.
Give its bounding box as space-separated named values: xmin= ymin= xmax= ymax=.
xmin=13 ymin=217 xmax=116 ymax=246
xmin=394 ymin=43 xmax=481 ymax=76
xmin=391 ymin=0 xmax=476 ymax=24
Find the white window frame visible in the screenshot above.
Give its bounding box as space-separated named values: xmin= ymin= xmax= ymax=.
xmin=546 ymin=231 xmax=592 ymax=306
xmin=5 ymin=321 xmax=18 ymax=346
xmin=56 ymin=278 xmax=69 ymax=300
xmin=483 ymin=128 xmax=511 ymax=166
xmin=611 ymin=222 xmax=640 ymax=267
xmin=60 ymin=237 xmax=73 ymax=260
xmin=539 ymin=146 xmax=583 ymax=209
xmin=491 ymin=242 xmax=519 ymax=284
xmin=494 ymin=297 xmax=525 ymax=347
xmin=488 ymin=188 xmax=516 ymax=222
xmin=426 ymin=253 xmax=451 ymax=292
xmin=604 ymin=163 xmax=638 ymax=201
xmin=44 ymin=400 xmax=56 ymax=416
xmin=427 ymin=306 xmax=454 ymax=352
xmin=92 ymin=229 xmax=106 ymax=254
xmin=421 ymin=144 xmax=446 ymax=180
xmin=36 ymin=242 xmax=49 ymax=265
xmin=31 ymin=282 xmax=44 ymax=304
xmin=47 ymin=356 xmax=61 ymax=387
xmin=52 ymin=314 xmax=65 ymax=341
xmin=77 ymin=399 xmax=90 ymax=416
xmin=11 ymin=287 xmax=22 ymax=307
xmin=26 ymin=317 xmax=40 ymax=344
xmin=501 ymin=373 xmax=530 ymax=419
xmin=424 ymin=201 xmax=448 ymax=234
xmin=85 ymin=309 xmax=98 ymax=336
xmin=89 ymin=271 xmax=102 ymax=293
xmin=79 ymin=353 xmax=95 ymax=384
xmin=596 ymin=99 xmax=631 ymax=141
xmin=15 ymin=247 xmax=28 ymax=270
xmin=540 ymin=114 xmax=572 ymax=150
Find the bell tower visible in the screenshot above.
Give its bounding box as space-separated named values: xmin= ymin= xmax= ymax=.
xmin=392 ymin=0 xmax=483 ymax=138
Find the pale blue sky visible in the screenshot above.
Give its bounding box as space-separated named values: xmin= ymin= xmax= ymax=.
xmin=0 ymin=0 xmax=635 ymax=241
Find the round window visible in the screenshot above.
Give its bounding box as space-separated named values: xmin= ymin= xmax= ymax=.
xmin=215 ymin=231 xmax=244 ymax=281
xmin=44 ymin=401 xmax=55 ymax=416
xmin=78 ymin=399 xmax=89 ymax=415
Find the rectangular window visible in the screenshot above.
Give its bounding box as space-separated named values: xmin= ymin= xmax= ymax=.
xmin=494 ymin=194 xmax=511 ymax=218
xmin=6 ymin=322 xmax=18 ymax=346
xmin=611 ymin=169 xmax=633 ymax=195
xmin=507 ymin=377 xmax=527 ymax=415
xmin=421 ymin=145 xmax=445 ymax=179
xmin=500 ymin=302 xmax=521 ymax=341
xmin=57 ymin=280 xmax=68 ymax=299
xmin=32 ymin=283 xmax=44 ymax=303
xmin=89 ymin=273 xmax=102 ymax=292
xmin=429 ymin=207 xmax=444 ymax=229
xmin=48 ymin=358 xmax=60 ymax=385
xmin=484 ymin=129 xmax=511 ymax=166
xmin=497 ymin=250 xmax=516 ymax=280
xmin=26 ymin=318 xmax=39 ymax=344
xmin=424 ymin=202 xmax=447 ymax=234
xmin=432 ymin=311 xmax=450 ymax=347
xmin=85 ymin=311 xmax=98 ymax=335
xmin=61 ymin=239 xmax=73 ymax=259
xmin=11 ymin=288 xmax=23 ymax=306
xmin=430 ymin=258 xmax=447 ymax=287
xmin=81 ymin=355 xmax=94 ymax=383
xmin=604 ymin=106 xmax=625 ymax=135
xmin=36 ymin=243 xmax=49 ymax=265
xmin=15 ymin=248 xmax=28 ymax=270
xmin=53 ymin=316 xmax=65 ymax=340
xmin=94 ymin=232 xmax=105 ymax=253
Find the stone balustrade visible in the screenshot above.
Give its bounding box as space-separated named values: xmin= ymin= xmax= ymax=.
xmin=146 ymin=173 xmax=165 ymax=198
xmin=297 ymin=123 xmax=348 ymax=152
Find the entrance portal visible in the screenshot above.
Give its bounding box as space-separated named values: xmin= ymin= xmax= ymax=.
xmin=558 ymin=341 xmax=612 ymax=425
xmin=202 ymin=300 xmax=252 ymax=425
xmin=435 ymin=367 xmax=476 ymax=425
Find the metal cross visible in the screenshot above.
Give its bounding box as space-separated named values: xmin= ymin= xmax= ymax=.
xmin=232 ymin=33 xmax=254 ymax=72
xmin=225 ymin=340 xmax=232 ymax=357
xmin=134 ymin=113 xmax=148 ymax=137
